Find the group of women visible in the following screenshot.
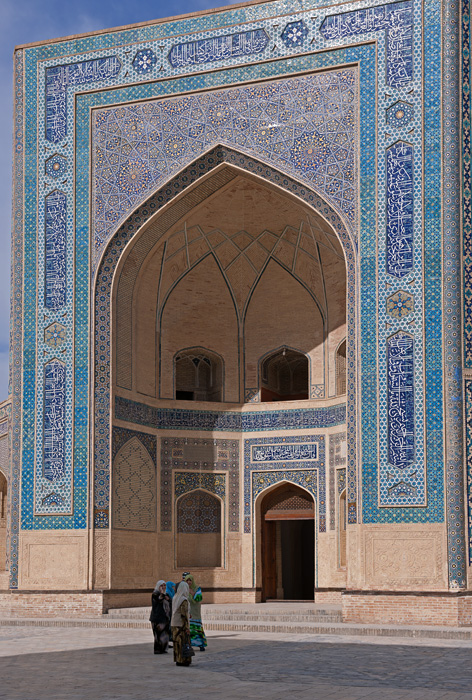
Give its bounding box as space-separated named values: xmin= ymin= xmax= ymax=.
xmin=149 ymin=572 xmax=207 ymax=666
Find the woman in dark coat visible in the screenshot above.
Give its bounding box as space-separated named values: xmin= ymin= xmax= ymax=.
xmin=149 ymin=580 xmax=171 ymax=654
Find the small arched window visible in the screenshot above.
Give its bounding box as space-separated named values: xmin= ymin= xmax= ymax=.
xmin=175 ymin=348 xmax=223 ymax=402
xmin=336 ymin=340 xmax=346 ymax=396
xmin=260 ymin=348 xmax=309 ymax=402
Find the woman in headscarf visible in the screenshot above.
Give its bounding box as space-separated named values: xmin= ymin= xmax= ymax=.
xmin=182 ymin=572 xmax=207 ymax=651
xmin=170 ymin=580 xmax=192 ymax=666
xmin=149 ymin=580 xmax=171 ymax=654
xmin=166 ymin=581 xmax=176 ymax=600
xmin=165 ymin=582 xmax=176 ymax=647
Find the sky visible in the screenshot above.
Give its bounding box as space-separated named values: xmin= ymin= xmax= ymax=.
xmin=0 ymin=0 xmax=242 ymax=400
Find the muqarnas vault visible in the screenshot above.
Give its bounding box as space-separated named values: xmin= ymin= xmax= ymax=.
xmin=0 ymin=0 xmax=471 ymax=625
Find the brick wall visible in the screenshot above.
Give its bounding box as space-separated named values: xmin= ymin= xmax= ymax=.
xmin=0 ymin=593 xmax=104 ymax=618
xmin=343 ymin=593 xmax=472 ymax=627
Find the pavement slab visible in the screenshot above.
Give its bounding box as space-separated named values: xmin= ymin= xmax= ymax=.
xmin=0 ymin=627 xmax=472 ymax=699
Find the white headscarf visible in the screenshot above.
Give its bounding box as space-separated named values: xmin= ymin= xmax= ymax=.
xmin=171 ymin=580 xmax=189 ymax=626
xmin=153 ymin=579 xmax=166 ymax=594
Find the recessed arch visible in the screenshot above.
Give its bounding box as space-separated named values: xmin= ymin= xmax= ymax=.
xmin=93 ymin=146 xmax=357 ymax=538
xmin=175 ymin=488 xmax=223 ymax=568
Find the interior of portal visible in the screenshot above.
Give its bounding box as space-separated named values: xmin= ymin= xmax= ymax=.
xmin=115 ymin=171 xmax=347 ymax=403
xmin=109 ymin=168 xmax=348 ymax=595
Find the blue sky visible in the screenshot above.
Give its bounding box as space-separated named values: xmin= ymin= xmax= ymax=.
xmin=0 ymin=0 xmax=241 ymax=399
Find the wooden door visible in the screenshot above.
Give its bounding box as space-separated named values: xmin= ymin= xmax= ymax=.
xmin=262 ymin=518 xmax=277 ymax=600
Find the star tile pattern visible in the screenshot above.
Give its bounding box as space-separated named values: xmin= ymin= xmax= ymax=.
xmin=386 ymin=100 xmax=414 ymax=128
xmin=281 ymin=20 xmax=309 ymax=48
xmin=93 ymin=69 xmax=356 ymax=253
xmin=386 ymin=290 xmax=414 ymax=319
xmin=44 ymin=322 xmax=66 ymax=348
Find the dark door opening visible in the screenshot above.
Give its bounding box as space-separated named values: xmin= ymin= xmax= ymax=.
xmin=280 ymin=520 xmax=314 ymax=600
xmin=261 ymin=484 xmax=315 ymax=601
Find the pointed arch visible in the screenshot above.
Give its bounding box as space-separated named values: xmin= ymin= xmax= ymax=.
xmin=93 ymin=146 xmax=356 ymax=531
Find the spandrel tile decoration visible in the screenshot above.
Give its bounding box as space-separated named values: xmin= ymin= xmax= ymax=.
xmin=2 ymin=0 xmax=471 ymax=625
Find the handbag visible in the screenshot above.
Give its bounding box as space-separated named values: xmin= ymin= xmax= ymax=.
xmin=182 ymin=628 xmax=195 ymax=658
xmin=182 ymin=642 xmax=195 ymax=658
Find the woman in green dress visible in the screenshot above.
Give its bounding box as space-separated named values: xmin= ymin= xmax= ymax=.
xmin=183 ymin=573 xmax=207 ymax=651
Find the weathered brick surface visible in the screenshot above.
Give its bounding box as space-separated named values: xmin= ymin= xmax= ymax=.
xmin=343 ymin=593 xmax=472 ymax=627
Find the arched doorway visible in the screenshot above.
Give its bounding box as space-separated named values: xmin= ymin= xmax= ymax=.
xmin=260 ymin=483 xmax=315 ymax=601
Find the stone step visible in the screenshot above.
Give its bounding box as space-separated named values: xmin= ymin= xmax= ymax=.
xmin=0 ymin=616 xmax=472 ymax=641
xmin=106 ymin=605 xmax=342 ymax=623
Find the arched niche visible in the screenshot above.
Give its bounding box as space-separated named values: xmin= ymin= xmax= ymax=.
xmin=260 ymin=346 xmax=309 ymax=402
xmin=174 ymin=347 xmax=224 ymax=402
xmin=176 ymin=489 xmax=222 ymax=568
xmin=112 ymin=437 xmax=156 ymax=532
xmin=336 ymin=339 xmax=347 ymax=396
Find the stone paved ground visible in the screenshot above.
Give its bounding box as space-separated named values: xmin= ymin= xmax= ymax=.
xmin=1 ymin=627 xmax=472 ymax=699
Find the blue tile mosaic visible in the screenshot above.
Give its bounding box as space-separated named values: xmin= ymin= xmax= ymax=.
xmin=115 ymin=396 xmax=346 ymax=433
xmin=320 ymin=1 xmax=413 ymax=89
xmin=45 ymin=154 xmax=67 ymax=179
xmin=281 ymin=20 xmax=309 ymax=48
xmin=161 ymin=437 xmax=239 ymax=532
xmin=386 ymin=101 xmax=414 ymax=128
xmin=244 ymin=435 xmax=325 ymax=533
xmin=386 ymin=142 xmax=414 ymax=279
xmin=132 ymin=48 xmax=157 ymax=74
xmin=93 ymin=69 xmax=356 ymax=252
xmin=44 ymin=190 xmax=67 ymax=311
xmin=387 ymin=332 xmax=415 ymax=469
xmin=168 ymin=28 xmax=269 ymax=69
xmin=43 ymin=360 xmax=66 ymax=483
xmin=46 ymin=57 xmax=121 ymax=143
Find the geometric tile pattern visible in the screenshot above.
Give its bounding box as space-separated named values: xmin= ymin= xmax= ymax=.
xmin=386 ymin=101 xmax=414 ymax=128
xmin=161 ymin=437 xmax=239 ymax=532
xmin=463 ymin=0 xmax=472 ymax=564
xmin=44 ymin=322 xmax=66 ymax=348
xmin=243 ymin=435 xmax=325 ymax=533
xmin=132 ymin=49 xmax=157 ymax=75
xmin=93 ymin=69 xmax=356 ymax=251
xmin=45 ymin=154 xmax=67 ymax=179
xmin=386 ymin=290 xmax=414 ymax=319
xmin=176 ymin=489 xmax=221 ymax=534
xmin=112 ymin=436 xmax=156 ymax=531
xmin=281 ymin=21 xmax=309 ymax=48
